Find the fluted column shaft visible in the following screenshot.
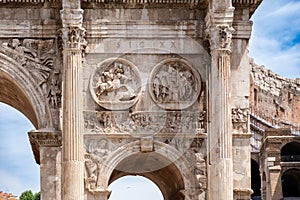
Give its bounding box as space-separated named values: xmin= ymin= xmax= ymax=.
xmin=206 ymin=4 xmax=235 ymax=199
xmin=60 ymin=1 xmax=86 ymax=199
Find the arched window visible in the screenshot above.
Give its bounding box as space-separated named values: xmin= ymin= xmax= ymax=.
xmin=251 ymin=159 xmax=261 ymax=199
xmin=281 ymin=169 xmax=300 ymax=198
xmin=109 ymin=175 xmax=164 ymax=200
xmin=281 ymin=142 xmax=300 ymax=162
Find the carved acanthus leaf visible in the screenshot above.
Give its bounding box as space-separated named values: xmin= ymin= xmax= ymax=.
xmin=60 ymin=26 xmax=87 ymax=51
xmin=206 ymin=25 xmax=235 ymax=52
xmin=232 ymin=108 xmax=249 ymax=133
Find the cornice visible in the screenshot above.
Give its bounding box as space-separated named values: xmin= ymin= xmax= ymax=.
xmin=28 ymin=130 xmax=62 ymax=164
xmin=232 ymin=0 xmax=263 ymax=17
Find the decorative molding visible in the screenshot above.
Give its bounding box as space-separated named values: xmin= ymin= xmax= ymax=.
xmin=232 ymin=0 xmax=261 ymax=3
xmin=232 ymin=108 xmax=249 ymax=134
xmin=1 ymin=39 xmax=61 ymax=109
xmin=59 ymin=26 xmax=87 ymax=51
xmin=28 ymin=130 xmax=62 ymax=164
xmin=89 ymin=58 xmax=142 ymax=110
xmin=82 ymin=0 xmax=202 ymax=4
xmin=0 ymin=0 xmax=60 ymax=2
xmin=84 ymin=111 xmax=206 ymax=135
xmin=206 ymin=25 xmax=235 ymax=52
xmin=149 ymin=58 xmax=202 ymax=110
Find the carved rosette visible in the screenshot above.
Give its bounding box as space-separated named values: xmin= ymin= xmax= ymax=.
xmin=149 ymin=58 xmax=201 ymax=110
xmin=206 ymin=25 xmax=235 ymax=52
xmin=89 ymin=58 xmax=142 ymax=110
xmin=232 ymin=108 xmax=249 ymax=133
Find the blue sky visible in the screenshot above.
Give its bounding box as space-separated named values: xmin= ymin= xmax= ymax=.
xmin=249 ymin=0 xmax=300 ymax=78
xmin=0 ymin=0 xmax=300 ymax=198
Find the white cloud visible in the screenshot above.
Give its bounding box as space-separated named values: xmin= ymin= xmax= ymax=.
xmin=249 ymin=0 xmax=300 ymax=79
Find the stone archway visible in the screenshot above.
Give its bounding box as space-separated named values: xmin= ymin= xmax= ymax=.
xmin=281 ymin=169 xmax=300 ymax=198
xmin=0 ymin=48 xmax=62 ymax=199
xmin=108 ymin=175 xmax=164 ymax=200
xmin=281 ymin=142 xmax=300 ymax=162
xmin=97 ymin=141 xmax=197 ymax=200
xmin=0 ymin=50 xmax=52 ymax=129
xmin=251 ymin=159 xmax=261 ymax=200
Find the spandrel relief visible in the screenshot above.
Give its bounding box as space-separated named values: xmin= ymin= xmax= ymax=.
xmin=149 ymin=58 xmax=201 ymax=110
xmin=89 ymin=58 xmax=141 ymax=110
xmin=1 ymin=38 xmax=61 ymax=108
xmin=84 ymin=138 xmax=112 ymax=193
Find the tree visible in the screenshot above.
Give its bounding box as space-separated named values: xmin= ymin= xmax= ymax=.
xmin=19 ymin=190 xmax=34 ymax=200
xmin=19 ymin=190 xmax=40 ymax=200
xmin=33 ymin=192 xmax=40 ymax=200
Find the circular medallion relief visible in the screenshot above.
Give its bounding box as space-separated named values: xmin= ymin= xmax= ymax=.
xmin=90 ymin=58 xmax=142 ymax=110
xmin=149 ymin=58 xmax=201 ymax=110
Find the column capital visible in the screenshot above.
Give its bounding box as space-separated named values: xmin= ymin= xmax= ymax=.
xmin=60 ymin=7 xmax=87 ymax=52
xmin=28 ymin=130 xmax=62 ymax=164
xmin=60 ymin=26 xmax=87 ymax=50
xmin=205 ymin=25 xmax=235 ymax=53
xmin=205 ymin=7 xmax=235 ymax=53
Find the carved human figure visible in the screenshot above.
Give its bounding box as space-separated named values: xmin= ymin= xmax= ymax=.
xmin=95 ymin=63 xmax=136 ymax=102
xmin=152 ymin=62 xmax=196 ymax=103
xmin=47 ymin=72 xmax=61 ymax=108
xmin=85 ymin=139 xmax=110 ymax=191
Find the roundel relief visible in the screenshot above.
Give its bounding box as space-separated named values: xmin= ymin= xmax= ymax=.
xmin=90 ymin=58 xmax=141 ymax=110
xmin=149 ymin=58 xmax=201 ymax=110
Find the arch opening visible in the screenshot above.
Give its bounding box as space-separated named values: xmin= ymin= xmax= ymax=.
xmin=281 ymin=169 xmax=300 ymax=198
xmin=108 ymin=152 xmax=185 ymax=200
xmin=251 ymin=159 xmax=261 ymax=199
xmin=0 ymin=102 xmax=39 ymax=196
xmin=0 ymin=69 xmax=38 ymax=128
xmin=281 ymin=142 xmax=300 ymax=162
xmin=108 ymin=175 xmax=164 ymax=200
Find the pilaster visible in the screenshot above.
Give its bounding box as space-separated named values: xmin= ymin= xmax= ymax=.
xmin=28 ymin=130 xmax=62 ymax=200
xmin=60 ymin=1 xmax=86 ymax=199
xmin=205 ymin=2 xmax=235 ymax=199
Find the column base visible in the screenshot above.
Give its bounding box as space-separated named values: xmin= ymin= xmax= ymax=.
xmin=233 ymin=188 xmax=253 ymax=200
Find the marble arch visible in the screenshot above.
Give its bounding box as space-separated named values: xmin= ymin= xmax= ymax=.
xmin=99 ymin=141 xmax=196 ymax=200
xmin=0 ymin=0 xmax=264 ymax=199
xmin=0 ymin=49 xmax=52 ymax=129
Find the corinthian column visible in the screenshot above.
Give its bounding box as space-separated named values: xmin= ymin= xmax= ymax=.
xmin=60 ymin=1 xmax=86 ymax=199
xmin=205 ymin=3 xmax=235 ymax=199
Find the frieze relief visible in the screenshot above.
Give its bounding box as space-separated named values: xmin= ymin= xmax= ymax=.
xmin=1 ymin=38 xmax=61 ymax=108
xmin=84 ymin=111 xmax=206 ymax=135
xmin=149 ymin=58 xmax=202 ymax=110
xmin=232 ymin=108 xmax=249 ymax=133
xmin=89 ymin=58 xmax=142 ymax=110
